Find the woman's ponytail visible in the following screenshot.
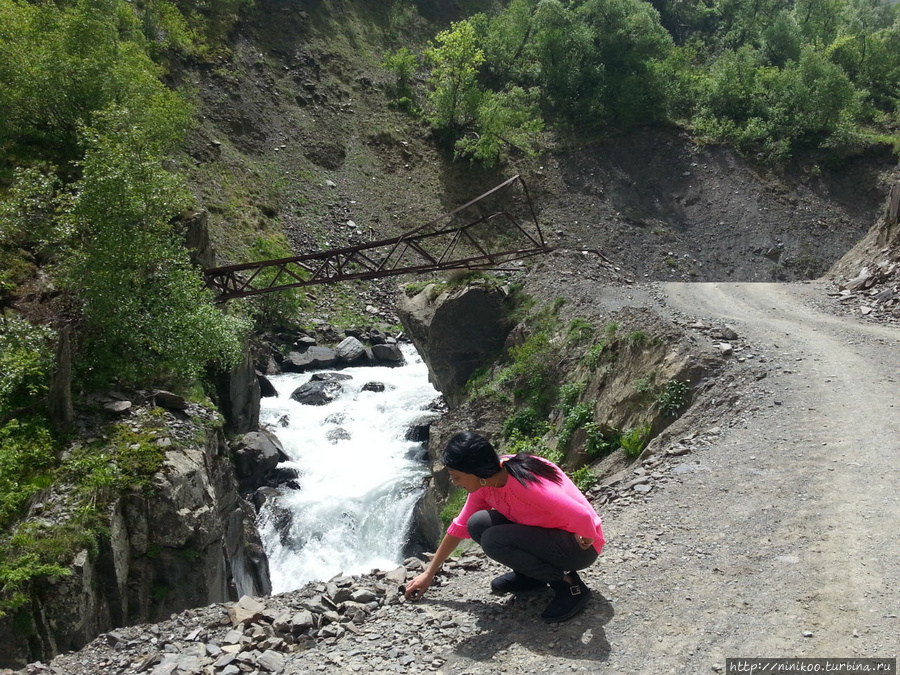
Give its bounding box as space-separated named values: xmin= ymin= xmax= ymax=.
xmin=504 ymin=452 xmax=563 ymax=486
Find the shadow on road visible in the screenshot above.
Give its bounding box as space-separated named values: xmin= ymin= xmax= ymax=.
xmin=427 ymin=591 xmax=615 ymax=665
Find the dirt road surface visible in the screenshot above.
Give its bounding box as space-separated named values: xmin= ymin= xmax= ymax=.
xmin=588 ymin=281 xmax=900 ymax=672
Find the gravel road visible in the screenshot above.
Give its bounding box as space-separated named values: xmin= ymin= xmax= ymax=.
xmin=590 ymin=281 xmax=900 ymax=672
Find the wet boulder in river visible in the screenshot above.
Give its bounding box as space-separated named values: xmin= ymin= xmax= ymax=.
xmin=290 ymin=380 xmax=343 ymax=405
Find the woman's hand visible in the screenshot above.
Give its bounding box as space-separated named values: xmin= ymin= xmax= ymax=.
xmin=404 ymin=572 xmax=433 ymax=601
xmin=575 ymin=534 xmax=594 ymax=550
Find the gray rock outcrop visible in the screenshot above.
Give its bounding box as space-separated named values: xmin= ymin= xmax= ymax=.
xmin=231 ymin=429 xmax=289 ymax=493
xmin=396 ymin=282 xmax=515 ymax=407
xmin=214 ymin=341 xmax=261 ymax=434
xmin=0 ymin=415 xmax=270 ymax=669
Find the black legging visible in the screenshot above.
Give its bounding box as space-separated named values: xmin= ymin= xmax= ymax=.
xmin=466 ymin=509 xmax=598 ymax=583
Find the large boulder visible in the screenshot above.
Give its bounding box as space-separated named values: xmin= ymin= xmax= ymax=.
xmin=336 ymin=336 xmax=367 ymax=363
xmin=282 ymin=346 xmax=337 ymax=371
xmin=231 ymin=429 xmax=289 ymax=493
xmin=396 ymin=281 xmax=515 ymax=407
xmin=371 ymin=342 xmax=404 ymax=364
xmin=290 ymin=380 xmax=343 ymax=405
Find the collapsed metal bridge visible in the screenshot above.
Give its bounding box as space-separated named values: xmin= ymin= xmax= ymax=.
xmin=204 ymin=175 xmax=552 ymax=301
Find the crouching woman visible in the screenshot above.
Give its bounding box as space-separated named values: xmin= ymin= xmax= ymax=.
xmin=404 ymin=431 xmax=604 ymax=622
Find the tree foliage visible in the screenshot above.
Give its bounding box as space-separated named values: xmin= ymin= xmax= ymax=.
xmin=390 ymin=0 xmax=900 ymax=163
xmin=60 ymin=105 xmax=248 ymax=386
xmin=0 ymin=0 xmax=250 ymax=391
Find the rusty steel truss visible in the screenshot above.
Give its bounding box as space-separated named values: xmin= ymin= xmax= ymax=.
xmin=205 ymin=174 xmax=551 ymax=301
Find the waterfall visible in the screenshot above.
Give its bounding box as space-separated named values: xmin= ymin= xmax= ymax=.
xmin=256 ymin=344 xmax=440 ymax=594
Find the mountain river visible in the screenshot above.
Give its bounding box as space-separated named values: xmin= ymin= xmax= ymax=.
xmin=256 ymin=345 xmax=440 ymax=593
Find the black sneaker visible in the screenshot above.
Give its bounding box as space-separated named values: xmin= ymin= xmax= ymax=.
xmin=540 ymin=571 xmax=591 ymax=622
xmin=490 ymin=571 xmax=548 ymax=594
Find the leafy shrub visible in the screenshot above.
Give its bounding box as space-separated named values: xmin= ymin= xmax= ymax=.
xmin=507 ymin=330 xmax=559 ymax=411
xmin=503 ymin=407 xmax=549 ymax=439
xmin=504 ymin=432 xmax=562 ymax=465
xmin=382 ymin=46 xmax=419 ymax=104
xmin=0 ymin=316 xmax=55 ymax=415
xmin=558 ymin=381 xmax=586 ymax=415
xmin=0 ymin=417 xmax=56 ymax=529
xmin=633 ymin=372 xmax=658 ymax=394
xmin=584 ymin=341 xmax=608 ymax=370
xmin=557 ymin=402 xmax=595 ymax=450
xmin=568 ymin=466 xmax=598 ymax=493
xmin=584 ymin=422 xmax=620 ymax=456
xmin=657 ymin=379 xmax=690 ymax=417
xmin=620 ymin=424 xmax=652 ymax=459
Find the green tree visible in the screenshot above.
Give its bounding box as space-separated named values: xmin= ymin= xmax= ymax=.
xmin=762 ymin=11 xmax=803 ymax=67
xmin=768 ymin=47 xmax=859 ymax=145
xmin=482 ymin=0 xmax=540 ymax=84
xmin=424 ymin=19 xmax=486 ymax=133
xmin=454 ymin=86 xmax=544 ymax=165
xmin=0 ymin=0 xmax=160 ymax=162
xmin=529 ymin=0 xmax=596 ymax=117
xmin=576 ymin=0 xmax=675 ymax=125
xmin=61 ymin=104 xmax=248 ymax=386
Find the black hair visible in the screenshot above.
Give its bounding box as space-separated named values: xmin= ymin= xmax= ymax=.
xmin=441 ymin=432 xmax=563 ymax=486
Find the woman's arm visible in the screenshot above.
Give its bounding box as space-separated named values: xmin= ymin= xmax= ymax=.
xmin=403 ymin=532 xmax=463 ymax=600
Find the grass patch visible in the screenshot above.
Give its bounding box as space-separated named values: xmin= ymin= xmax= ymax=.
xmin=567 ymin=317 xmax=593 ymax=342
xmin=440 ymin=487 xmax=468 ymax=530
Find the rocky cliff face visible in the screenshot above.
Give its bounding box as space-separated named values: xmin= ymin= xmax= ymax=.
xmin=0 ymin=409 xmax=270 ymax=670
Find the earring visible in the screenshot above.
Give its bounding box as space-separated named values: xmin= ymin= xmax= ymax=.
xmin=479 ymin=478 xmax=487 ymax=486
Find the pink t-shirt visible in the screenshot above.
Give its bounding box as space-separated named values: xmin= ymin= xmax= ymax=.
xmin=447 ymin=460 xmax=605 ymax=554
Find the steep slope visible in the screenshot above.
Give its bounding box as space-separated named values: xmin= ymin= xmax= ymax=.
xmin=180 ymin=0 xmax=896 ymax=306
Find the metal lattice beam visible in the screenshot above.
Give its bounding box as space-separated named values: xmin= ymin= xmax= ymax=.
xmin=205 ymin=175 xmax=551 ymax=301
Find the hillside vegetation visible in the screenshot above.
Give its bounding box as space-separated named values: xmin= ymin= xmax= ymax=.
xmin=0 ymin=0 xmax=898 ymax=646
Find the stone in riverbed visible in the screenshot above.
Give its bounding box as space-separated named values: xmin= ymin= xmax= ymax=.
xmin=290 ymin=380 xmax=343 ymax=405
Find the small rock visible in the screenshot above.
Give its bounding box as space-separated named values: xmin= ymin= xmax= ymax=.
xmin=104 ymin=400 xmax=132 ymax=413
xmin=154 ymin=390 xmax=187 ymax=410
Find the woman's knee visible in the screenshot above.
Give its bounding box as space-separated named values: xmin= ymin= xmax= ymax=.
xmin=466 ymin=510 xmax=495 ymax=543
